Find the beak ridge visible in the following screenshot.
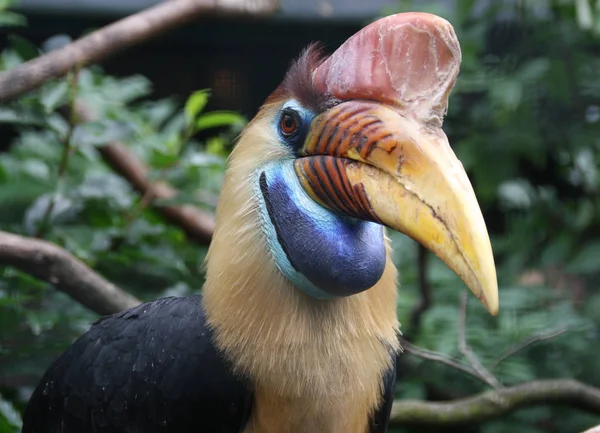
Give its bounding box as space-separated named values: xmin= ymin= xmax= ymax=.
xmin=294 ymin=12 xmax=498 ymax=314
xmin=296 ymin=101 xmax=498 ymax=315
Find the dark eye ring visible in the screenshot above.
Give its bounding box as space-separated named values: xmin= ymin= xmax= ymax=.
xmin=279 ymin=109 xmax=301 ymax=137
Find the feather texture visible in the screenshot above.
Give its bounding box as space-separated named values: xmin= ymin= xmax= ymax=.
xmin=22 ymin=296 xmax=253 ymax=433
xmin=203 ymin=105 xmax=400 ymax=433
xmin=23 ymin=45 xmax=402 ymax=433
xmin=265 ymin=44 xmax=339 ymax=112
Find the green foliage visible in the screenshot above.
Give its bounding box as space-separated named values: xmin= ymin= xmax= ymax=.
xmin=0 ymin=0 xmax=26 ymax=28
xmin=0 ymin=31 xmax=245 ymax=420
xmin=0 ymin=1 xmax=599 ymax=431
xmin=386 ymin=0 xmax=600 ymax=431
xmin=0 ymin=392 xmax=21 ymax=433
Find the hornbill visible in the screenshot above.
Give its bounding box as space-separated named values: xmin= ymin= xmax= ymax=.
xmin=23 ymin=12 xmax=498 ymax=433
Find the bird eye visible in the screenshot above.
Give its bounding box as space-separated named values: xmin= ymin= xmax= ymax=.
xmin=279 ymin=109 xmax=300 ymax=137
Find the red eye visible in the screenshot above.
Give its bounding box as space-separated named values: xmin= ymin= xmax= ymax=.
xmin=280 ymin=112 xmax=298 ymax=136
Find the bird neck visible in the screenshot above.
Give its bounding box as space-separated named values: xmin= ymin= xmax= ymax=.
xmin=201 ymin=132 xmax=400 ymax=430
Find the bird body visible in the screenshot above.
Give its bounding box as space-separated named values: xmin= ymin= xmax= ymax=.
xmin=23 ymin=12 xmax=499 ymax=433
xmin=201 ymin=98 xmax=400 ymax=433
xmin=23 ymin=296 xmax=253 ymax=433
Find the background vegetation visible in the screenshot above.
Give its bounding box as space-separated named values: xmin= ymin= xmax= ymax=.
xmin=1 ymin=0 xmax=600 ymax=431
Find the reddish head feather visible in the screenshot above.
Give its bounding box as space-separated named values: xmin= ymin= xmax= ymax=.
xmin=265 ymin=44 xmax=337 ymax=113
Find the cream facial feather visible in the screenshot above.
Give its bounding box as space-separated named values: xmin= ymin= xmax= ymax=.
xmin=202 ymin=105 xmax=400 ymax=433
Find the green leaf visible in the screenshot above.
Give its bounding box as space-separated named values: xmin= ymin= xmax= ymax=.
xmin=46 ymin=113 xmax=70 ymax=140
xmin=0 ymin=11 xmax=26 ymax=27
xmin=490 ymin=79 xmax=523 ymax=111
xmin=195 ymin=111 xmax=245 ymax=132
xmin=73 ymin=120 xmax=132 ymax=146
xmin=566 ymin=242 xmax=600 ymax=274
xmin=206 ymin=136 xmax=227 ymax=155
xmin=115 ymin=75 xmax=152 ymax=103
xmin=456 ymin=0 xmax=477 ymax=22
xmin=540 ymin=235 xmax=573 ymax=267
xmin=498 ymin=179 xmax=533 ymax=209
xmin=0 ymin=0 xmax=19 ymax=10
xmin=41 ymin=80 xmax=69 ymax=113
xmin=576 ymin=0 xmax=594 ymax=30
xmin=184 ymin=89 xmax=210 ymax=125
xmin=0 ymin=107 xmax=45 ymax=126
xmin=516 ymin=58 xmax=550 ymax=82
xmin=0 ymin=393 xmax=21 ymax=431
xmin=186 ymin=152 xmax=224 ymax=167
xmin=8 ymin=34 xmax=39 ymax=60
xmin=150 ymin=152 xmax=178 ymax=169
xmin=156 ymin=133 xmax=182 ymax=157
xmin=143 ymin=98 xmax=178 ymax=128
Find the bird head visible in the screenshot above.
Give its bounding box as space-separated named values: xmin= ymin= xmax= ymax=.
xmin=208 ymin=12 xmax=498 ymax=315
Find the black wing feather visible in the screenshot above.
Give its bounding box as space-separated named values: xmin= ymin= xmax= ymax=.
xmin=369 ymin=350 xmax=397 ymax=433
xmin=23 ymin=295 xmax=252 ymax=433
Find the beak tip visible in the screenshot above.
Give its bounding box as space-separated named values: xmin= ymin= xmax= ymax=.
xmin=485 ymin=298 xmax=499 ymax=316
xmin=479 ymin=281 xmax=499 ymax=316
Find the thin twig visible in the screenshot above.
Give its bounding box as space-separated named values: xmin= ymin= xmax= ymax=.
xmin=458 ymin=291 xmax=503 ymax=389
xmin=35 ymin=69 xmax=80 ymax=238
xmin=400 ymin=337 xmax=491 ymax=387
xmin=490 ymin=327 xmax=570 ymax=370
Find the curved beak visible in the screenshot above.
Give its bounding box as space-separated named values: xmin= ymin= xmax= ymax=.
xmin=294 ymin=101 xmax=498 ymax=315
xmin=293 ymin=12 xmax=498 ymax=315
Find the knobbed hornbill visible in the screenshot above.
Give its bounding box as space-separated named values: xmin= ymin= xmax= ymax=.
xmin=23 ymin=12 xmax=498 ymax=433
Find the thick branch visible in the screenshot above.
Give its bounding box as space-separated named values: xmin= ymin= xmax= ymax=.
xmin=390 ymin=379 xmax=600 ymax=426
xmin=0 ymin=0 xmax=279 ymax=102
xmin=75 ymin=105 xmax=215 ymax=244
xmin=0 ymin=231 xmax=140 ymax=315
xmin=99 ymin=143 xmax=216 ymax=244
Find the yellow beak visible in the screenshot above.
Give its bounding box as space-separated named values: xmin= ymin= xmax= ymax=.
xmin=294 ymin=100 xmax=498 ymax=315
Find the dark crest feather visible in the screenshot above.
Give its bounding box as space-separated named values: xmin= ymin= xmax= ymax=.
xmin=266 ymin=43 xmax=339 ymax=112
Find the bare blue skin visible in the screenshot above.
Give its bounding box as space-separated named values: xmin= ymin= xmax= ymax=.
xmin=257 ymin=161 xmax=386 ymax=299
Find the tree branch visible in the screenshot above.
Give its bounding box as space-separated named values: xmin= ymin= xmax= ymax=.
xmin=458 ymin=291 xmax=502 ymax=389
xmin=75 ymin=104 xmax=216 ymax=244
xmin=0 ymin=0 xmax=279 ymax=102
xmin=0 ymin=231 xmax=140 ymax=315
xmin=390 ymin=379 xmax=600 ymax=426
xmin=399 ymin=337 xmax=491 ymax=388
xmin=100 ymin=143 xmax=216 ymax=244
xmin=490 ymin=327 xmax=570 ymax=370
xmin=2 ymin=236 xmax=600 ymax=429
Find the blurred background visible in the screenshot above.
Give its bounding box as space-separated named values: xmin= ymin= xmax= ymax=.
xmin=1 ymin=0 xmax=600 ymax=431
